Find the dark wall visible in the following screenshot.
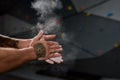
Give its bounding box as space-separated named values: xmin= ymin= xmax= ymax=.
xmin=62 ymin=13 xmax=120 ymax=78
xmin=0 ymin=16 xmax=4 ymax=33
xmin=63 ymin=12 xmax=120 ymax=57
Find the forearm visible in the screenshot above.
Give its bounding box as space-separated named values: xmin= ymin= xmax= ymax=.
xmin=17 ymin=39 xmax=31 ymax=48
xmin=0 ymin=47 xmax=36 ymax=73
xmin=0 ymin=34 xmax=31 ymax=48
xmin=0 ymin=34 xmax=19 ymax=48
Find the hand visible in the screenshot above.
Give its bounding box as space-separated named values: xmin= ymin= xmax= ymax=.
xmin=30 ymin=31 xmax=63 ymax=64
xmin=30 ymin=30 xmax=56 ymax=46
xmin=44 ymin=41 xmax=63 ymax=64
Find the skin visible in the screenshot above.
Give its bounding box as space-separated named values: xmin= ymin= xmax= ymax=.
xmin=0 ymin=31 xmax=63 ymax=73
xmin=0 ymin=34 xmax=19 ymax=48
xmin=0 ymin=47 xmax=36 ymax=73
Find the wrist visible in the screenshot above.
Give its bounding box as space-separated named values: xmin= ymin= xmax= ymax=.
xmin=28 ymin=47 xmax=37 ymax=60
xmin=18 ymin=39 xmax=32 ymax=48
xmin=19 ymin=47 xmax=37 ymax=61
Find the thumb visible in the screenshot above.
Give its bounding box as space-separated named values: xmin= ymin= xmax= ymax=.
xmin=35 ymin=30 xmax=44 ymax=40
xmin=44 ymin=35 xmax=56 ymax=41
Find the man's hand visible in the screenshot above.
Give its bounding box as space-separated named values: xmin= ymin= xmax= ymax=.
xmin=30 ymin=31 xmax=63 ymax=64
xmin=30 ymin=31 xmax=56 ymax=46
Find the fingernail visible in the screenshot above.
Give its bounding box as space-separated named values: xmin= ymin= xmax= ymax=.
xmin=60 ymin=48 xmax=63 ymax=51
xmin=61 ymin=59 xmax=63 ymax=62
xmin=59 ymin=45 xmax=62 ymax=47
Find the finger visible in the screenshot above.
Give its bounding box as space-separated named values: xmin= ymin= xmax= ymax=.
xmin=50 ymin=48 xmax=63 ymax=53
xmin=47 ymin=41 xmax=59 ymax=46
xmin=34 ymin=30 xmax=43 ymax=40
xmin=59 ymin=56 xmax=64 ymax=62
xmin=29 ymin=39 xmax=34 ymax=46
xmin=50 ymin=45 xmax=62 ymax=49
xmin=38 ymin=58 xmax=45 ymax=61
xmin=45 ymin=59 xmax=54 ymax=64
xmin=59 ymin=56 xmax=63 ymax=62
xmin=48 ymin=53 xmax=61 ymax=58
xmin=50 ymin=57 xmax=63 ymax=64
xmin=60 ymin=59 xmax=64 ymax=62
xmin=44 ymin=35 xmax=56 ymax=41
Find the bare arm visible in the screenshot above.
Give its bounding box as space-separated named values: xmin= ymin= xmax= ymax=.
xmin=0 ymin=34 xmax=31 ymax=48
xmin=0 ymin=47 xmax=36 ymax=73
